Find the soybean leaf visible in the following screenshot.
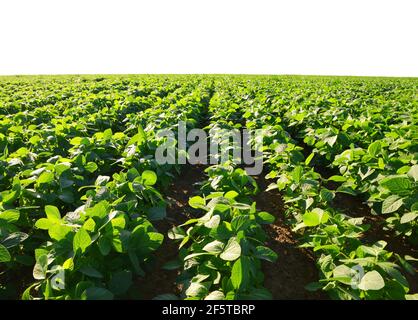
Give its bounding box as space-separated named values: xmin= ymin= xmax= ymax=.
xmin=142 ymin=170 xmax=157 ymax=186
xmin=0 ymin=244 xmax=11 ymax=263
xmin=358 ymin=271 xmax=385 ymax=291
xmin=220 ymin=237 xmax=241 ymax=261
xmin=73 ymin=228 xmax=91 ymax=254
xmin=382 ymin=195 xmax=403 ymax=214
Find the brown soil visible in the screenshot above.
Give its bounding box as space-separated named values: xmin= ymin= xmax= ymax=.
xmin=253 ymin=173 xmax=325 ymax=299
xmin=135 ymin=165 xmax=207 ymax=299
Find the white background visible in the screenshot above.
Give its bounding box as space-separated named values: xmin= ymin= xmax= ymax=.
xmin=0 ymin=0 xmax=417 ymax=76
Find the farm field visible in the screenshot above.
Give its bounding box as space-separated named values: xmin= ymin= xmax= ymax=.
xmin=0 ymin=74 xmax=417 ymax=300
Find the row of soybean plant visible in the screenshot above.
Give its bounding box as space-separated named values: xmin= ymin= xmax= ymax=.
xmin=164 ymin=80 xmax=278 ymax=300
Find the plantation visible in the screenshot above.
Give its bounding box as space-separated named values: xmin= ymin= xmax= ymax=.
xmin=0 ymin=74 xmax=417 ymax=300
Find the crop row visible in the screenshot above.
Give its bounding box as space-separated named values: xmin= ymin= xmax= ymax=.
xmin=165 ymin=91 xmax=277 ymax=299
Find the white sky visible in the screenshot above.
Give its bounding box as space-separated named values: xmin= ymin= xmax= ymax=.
xmin=0 ymin=0 xmax=417 ymax=76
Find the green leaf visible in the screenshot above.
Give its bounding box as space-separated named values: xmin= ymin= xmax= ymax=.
xmin=109 ymin=270 xmax=132 ymax=295
xmin=95 ymin=175 xmax=110 ymax=186
xmin=291 ymin=166 xmax=303 ymax=183
xmin=203 ymin=240 xmax=224 ymax=254
xmin=83 ymin=218 xmax=96 ymax=232
xmin=358 ymin=271 xmax=385 ymax=291
xmin=368 ymin=141 xmax=381 ymax=157
xmin=70 ymin=137 xmax=90 ymax=146
xmin=255 ymin=246 xmax=278 ymax=262
xmin=332 ymin=265 xmax=353 ymax=285
xmin=22 ymin=283 xmax=37 ymax=300
xmin=147 ymin=204 xmax=166 ymax=221
xmin=38 ymin=171 xmax=54 ymax=184
xmin=205 ymin=290 xmax=225 ymax=300
xmin=45 ymin=205 xmax=61 ymax=221
xmin=303 ymin=208 xmax=329 ymax=227
xmin=204 ymin=215 xmax=220 ymax=228
xmin=142 ymin=170 xmax=157 ymax=186
xmin=189 ymin=196 xmax=205 ymax=209
xmin=400 ymin=212 xmax=418 ymax=224
xmin=220 ymin=237 xmax=241 ymax=261
xmin=98 ymin=237 xmax=111 ymax=256
xmin=256 ymin=211 xmax=275 ymax=224
xmin=328 ymin=175 xmax=347 ymax=182
xmin=231 ymin=257 xmax=249 ymax=290
xmin=224 ymin=191 xmax=239 ymax=199
xmin=129 ymin=251 xmax=145 ymax=276
xmin=85 ymin=162 xmax=98 ymax=173
xmin=379 ymin=175 xmax=411 ymax=193
xmin=336 ymin=186 xmax=357 ymax=195
xmin=324 ymin=135 xmax=338 ymax=147
xmin=59 ymin=190 xmax=74 ymax=203
xmin=168 ymin=226 xmax=186 ymax=240
xmin=185 ymin=282 xmax=208 ymax=298
xmin=63 ymin=258 xmax=74 ymax=270
xmin=305 ymin=153 xmax=315 ymax=166
xmin=87 ymin=201 xmax=109 ymax=218
xmin=239 ymin=287 xmax=272 ymax=300
xmin=1 ymin=232 xmax=28 ymax=248
xmin=33 ymin=254 xmax=48 ymax=280
xmin=0 ymin=209 xmax=20 ymax=223
xmin=231 ymin=215 xmax=251 ymax=232
xmin=382 ymin=195 xmax=403 ymax=214
xmin=48 ymin=225 xmax=72 ymax=241
xmin=55 ymin=162 xmax=71 ymax=176
xmin=2 ymin=183 xmax=21 ymax=204
xmin=73 ymin=228 xmax=91 ymax=254
xmin=407 ymin=165 xmax=418 ymax=182
xmin=0 ymin=244 xmax=11 ymax=262
xmin=128 ymin=126 xmax=146 ymax=146
xmin=148 ymin=232 xmax=164 ymax=251
xmin=80 ymin=266 xmax=103 ymax=278
xmin=320 ymin=188 xmax=335 ymax=202
xmin=85 ymin=287 xmax=114 ymax=300
xmin=162 ymin=259 xmax=182 ymax=270
xmin=305 ymin=282 xmax=323 ymax=292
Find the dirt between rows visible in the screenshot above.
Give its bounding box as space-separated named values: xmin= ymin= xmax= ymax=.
xmin=135 ymin=165 xmax=205 ymax=299
xmin=253 ymin=173 xmax=325 ymax=299
xmin=137 ymin=165 xmax=324 ymax=299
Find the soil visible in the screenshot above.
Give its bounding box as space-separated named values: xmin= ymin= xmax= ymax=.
xmin=135 ymin=165 xmax=207 ymax=299
xmin=253 ymin=173 xmax=326 ymax=299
